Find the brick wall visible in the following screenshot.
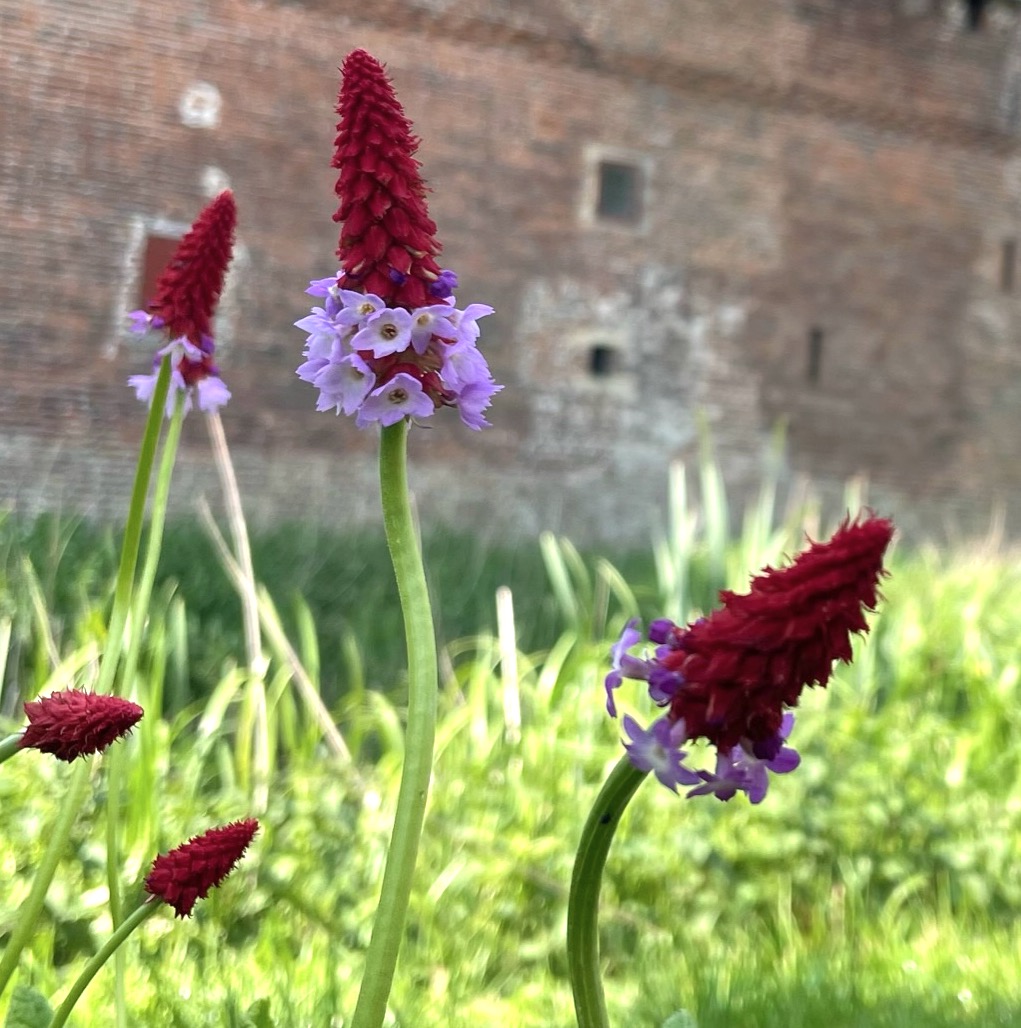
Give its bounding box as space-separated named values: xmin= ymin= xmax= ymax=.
xmin=2 ymin=0 xmax=1021 ymax=542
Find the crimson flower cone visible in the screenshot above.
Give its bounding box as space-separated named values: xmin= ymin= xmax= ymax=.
xmin=332 ymin=49 xmax=443 ymax=308
xmin=148 ymin=190 xmax=237 ymax=345
xmin=19 ymin=689 xmax=144 ymax=762
xmin=145 ymin=819 xmax=259 ymax=917
xmin=667 ymin=513 xmax=895 ymax=749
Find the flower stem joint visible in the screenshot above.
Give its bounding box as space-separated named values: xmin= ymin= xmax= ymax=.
xmin=607 ymin=513 xmax=895 ymax=804
xmin=296 ymin=50 xmax=501 ymax=430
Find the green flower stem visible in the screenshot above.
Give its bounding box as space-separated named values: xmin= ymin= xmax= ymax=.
xmin=350 ymin=420 xmax=438 ymax=1028
xmin=105 ymin=383 xmax=186 ymax=1028
xmin=0 ymin=733 xmax=22 ymax=766
xmin=94 ymin=354 xmax=173 ymax=699
xmin=0 ymin=761 xmax=91 ymax=998
xmin=46 ymin=900 xmax=161 ymax=1028
xmin=567 ymin=756 xmax=649 ymax=1028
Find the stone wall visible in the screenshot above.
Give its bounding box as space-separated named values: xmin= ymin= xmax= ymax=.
xmin=2 ymin=0 xmax=1020 ymax=542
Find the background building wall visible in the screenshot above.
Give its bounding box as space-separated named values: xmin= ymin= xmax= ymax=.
xmin=2 ymin=0 xmax=1020 ymax=541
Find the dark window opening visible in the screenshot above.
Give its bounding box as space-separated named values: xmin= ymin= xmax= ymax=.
xmin=596 ymin=161 xmax=642 ymax=223
xmin=807 ymin=327 xmax=824 ymax=385
xmin=965 ymin=0 xmax=987 ymax=30
xmin=1003 ymin=239 xmax=1017 ymax=294
xmin=137 ymin=234 xmax=180 ymax=310
xmin=589 ymin=344 xmax=618 ymax=377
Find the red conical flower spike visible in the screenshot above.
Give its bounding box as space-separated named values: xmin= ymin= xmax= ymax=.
xmin=666 ymin=513 xmax=895 ymax=749
xmin=19 ymin=689 xmax=144 ymax=762
xmin=148 ymin=191 xmax=237 ymax=345
xmin=332 ymin=50 xmax=443 ymax=308
xmin=606 ymin=513 xmax=894 ymax=803
xmin=145 ymin=819 xmax=259 ymax=918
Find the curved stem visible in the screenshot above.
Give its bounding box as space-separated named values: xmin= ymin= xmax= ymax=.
xmin=47 ymin=900 xmax=161 ymax=1028
xmin=567 ymin=756 xmax=649 ymax=1028
xmin=350 ymin=420 xmax=438 ymax=1028
xmin=0 ymin=761 xmax=90 ymax=998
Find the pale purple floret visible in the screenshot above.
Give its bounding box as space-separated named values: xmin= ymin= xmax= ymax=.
xmin=306 ymin=275 xmax=340 ymax=298
xmin=127 ymin=309 xmax=153 ymax=335
xmin=441 ymin=338 xmax=494 ymax=393
xmin=312 ymin=353 xmax=375 ymax=416
xmin=351 ymin=307 xmax=413 ymax=357
xmin=128 ymin=367 xmax=230 ymax=416
xmin=296 ymin=356 xmax=329 ymax=384
xmin=686 ymin=715 xmax=800 ymax=804
xmin=455 ymin=378 xmax=503 ymax=431
xmin=336 ymin=290 xmax=385 ymax=328
xmin=355 ymin=372 xmax=435 ymax=428
xmin=194 ymin=375 xmax=232 ymax=412
xmin=622 ymin=716 xmax=700 ymax=793
xmin=734 ymin=713 xmax=800 ymax=804
xmin=127 ymin=334 xmax=230 ymax=416
xmin=605 ymin=618 xmax=643 ymax=716
xmin=409 ymin=304 xmax=458 ymax=353
xmin=448 ymin=303 xmax=494 ymax=346
xmin=685 ymin=749 xmax=749 ymax=802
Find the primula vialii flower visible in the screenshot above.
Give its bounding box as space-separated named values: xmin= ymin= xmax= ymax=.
xmin=19 ymin=689 xmax=144 ymax=762
xmin=128 ymin=190 xmax=237 ymax=416
xmin=606 ymin=513 xmax=894 ymax=804
xmin=145 ymin=818 xmax=259 ymax=917
xmin=295 ymin=50 xmax=501 ymax=430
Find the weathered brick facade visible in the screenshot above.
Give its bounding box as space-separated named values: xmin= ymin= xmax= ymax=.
xmin=3 ymin=0 xmax=1021 ymax=541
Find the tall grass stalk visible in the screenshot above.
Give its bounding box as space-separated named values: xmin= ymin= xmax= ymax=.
xmin=197 ymin=501 xmax=352 ymax=765
xmin=206 ymin=410 xmax=269 ymax=810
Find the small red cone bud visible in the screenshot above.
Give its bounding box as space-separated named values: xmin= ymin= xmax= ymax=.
xmin=145 ymin=819 xmax=259 ymax=918
xmin=20 ymin=689 xmax=144 ymax=762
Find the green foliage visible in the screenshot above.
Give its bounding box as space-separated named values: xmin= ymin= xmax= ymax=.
xmin=2 ymin=463 xmax=1021 ymax=1024
xmin=2 ymin=986 xmax=51 ymax=1028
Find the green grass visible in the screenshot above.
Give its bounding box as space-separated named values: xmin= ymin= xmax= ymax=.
xmin=2 ymin=465 xmax=1021 ymax=1026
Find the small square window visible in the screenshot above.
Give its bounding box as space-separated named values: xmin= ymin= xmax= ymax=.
xmin=807 ymin=327 xmax=824 ymax=385
xmin=588 ymin=344 xmax=618 ymax=377
xmin=1002 ymin=239 xmax=1016 ymax=294
xmin=965 ymin=0 xmax=986 ymax=30
xmin=596 ymin=161 xmax=642 ymax=223
xmin=137 ymin=233 xmax=181 ymax=309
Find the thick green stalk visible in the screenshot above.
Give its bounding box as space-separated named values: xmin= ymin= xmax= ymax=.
xmin=47 ymin=901 xmax=161 ymax=1028
xmin=95 ymin=355 xmax=173 ymax=698
xmin=567 ymin=756 xmax=649 ymax=1028
xmin=108 ymin=389 xmax=185 ymax=1028
xmin=350 ymin=420 xmax=438 ymax=1028
xmin=0 ymin=762 xmax=90 ymax=998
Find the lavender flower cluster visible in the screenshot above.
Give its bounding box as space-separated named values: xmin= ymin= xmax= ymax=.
xmin=607 ymin=618 xmax=801 ymax=804
xmin=126 ymin=312 xmax=231 ymax=416
xmin=295 ymin=271 xmax=501 ymax=430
